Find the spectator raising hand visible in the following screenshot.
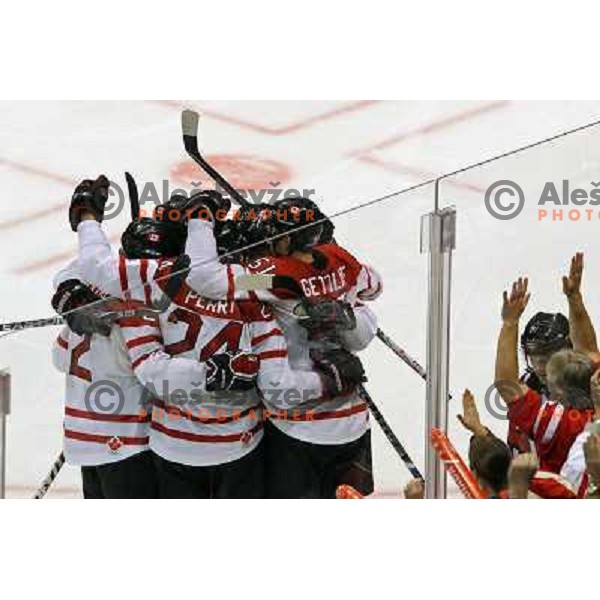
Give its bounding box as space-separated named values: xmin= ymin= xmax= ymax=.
xmin=457 ymin=389 xmax=488 ymax=437
xmin=562 ymin=252 xmax=600 ymax=360
xmin=502 ymin=277 xmax=531 ymax=326
xmin=561 ymin=252 xmax=583 ymax=298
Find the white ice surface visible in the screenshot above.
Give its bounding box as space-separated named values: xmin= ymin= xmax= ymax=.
xmin=1 ymin=100 xmax=600 ymax=498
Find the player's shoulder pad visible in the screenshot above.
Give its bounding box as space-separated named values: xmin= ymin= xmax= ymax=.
xmin=317 ymin=243 xmax=362 ymax=271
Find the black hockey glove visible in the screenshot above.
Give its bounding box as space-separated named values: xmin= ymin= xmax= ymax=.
xmin=299 ymin=298 xmax=357 ymax=338
xmin=51 ymin=279 xmax=112 ymax=337
xmin=311 ymin=348 xmax=366 ymax=397
xmin=182 ymin=190 xmax=231 ymax=224
xmin=205 ymin=350 xmax=260 ymax=392
xmin=68 ymin=175 xmax=111 ymax=232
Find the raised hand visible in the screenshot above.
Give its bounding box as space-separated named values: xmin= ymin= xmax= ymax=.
xmin=69 ymin=175 xmax=110 ymax=232
xmin=562 ymin=252 xmax=584 ymax=298
xmin=457 ymin=389 xmax=487 ymax=437
xmin=501 ymin=277 xmax=530 ymax=325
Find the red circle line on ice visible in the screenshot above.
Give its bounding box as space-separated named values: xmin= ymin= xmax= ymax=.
xmin=169 ymin=154 xmax=292 ymax=193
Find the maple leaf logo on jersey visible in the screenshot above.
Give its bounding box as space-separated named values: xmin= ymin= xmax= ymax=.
xmin=107 ymin=436 xmax=124 ymax=453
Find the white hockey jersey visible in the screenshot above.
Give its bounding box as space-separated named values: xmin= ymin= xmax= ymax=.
xmin=76 ymin=219 xmax=380 ymax=444
xmin=52 ymin=325 xmax=151 ymax=466
xmin=110 ymin=263 xmax=324 ymax=465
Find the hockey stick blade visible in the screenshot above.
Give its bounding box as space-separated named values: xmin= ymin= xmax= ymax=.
xmin=181 ymin=109 xmax=200 ymax=145
xmin=180 ymin=109 xmax=250 ymax=209
xmin=125 ymin=172 xmax=140 ymax=220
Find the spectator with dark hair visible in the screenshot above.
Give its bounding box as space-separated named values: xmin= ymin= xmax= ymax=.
xmin=457 ymin=389 xmax=511 ymax=498
xmin=468 ymin=434 xmax=512 ymax=497
xmin=458 ymin=389 xmax=579 ymax=499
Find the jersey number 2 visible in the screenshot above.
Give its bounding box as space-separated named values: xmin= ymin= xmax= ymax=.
xmin=69 ymin=335 xmax=92 ymax=382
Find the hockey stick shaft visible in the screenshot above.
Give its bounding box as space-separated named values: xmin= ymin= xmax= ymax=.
xmin=33 ymin=452 xmax=65 ymax=499
xmin=0 ymin=305 xmax=165 ymax=334
xmin=0 ymin=316 xmax=64 ymax=333
xmin=358 ymin=384 xmax=423 ymax=480
xmin=181 ymin=110 xmax=251 ymax=209
xmin=376 ymin=328 xmax=454 ymax=401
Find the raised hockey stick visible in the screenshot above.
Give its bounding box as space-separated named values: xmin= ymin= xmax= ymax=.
xmin=0 ymin=316 xmax=64 ymax=333
xmin=181 ymin=110 xmax=251 ymax=209
xmin=376 ymin=328 xmax=454 ymax=402
xmin=33 ymin=452 xmax=65 ymax=499
xmin=358 ymin=383 xmax=423 ymax=480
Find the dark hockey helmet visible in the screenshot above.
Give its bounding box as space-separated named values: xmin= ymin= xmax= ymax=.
xmin=214 ymin=218 xmax=251 ymax=259
xmin=520 ymin=312 xmax=572 ymax=357
xmin=121 ymin=217 xmax=186 ymax=259
xmin=155 ymin=193 xmax=192 ymax=225
xmin=255 ymin=197 xmax=334 ymax=253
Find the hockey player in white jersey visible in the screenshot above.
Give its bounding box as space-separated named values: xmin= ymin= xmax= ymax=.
xmin=117 ymin=217 xmax=365 ymax=498
xmin=170 ymin=192 xmax=382 ymax=497
xmin=69 ymin=175 xmax=379 ymax=496
xmin=50 ymin=275 xmax=159 ymax=498
xmin=67 ymin=176 xmax=367 ymax=497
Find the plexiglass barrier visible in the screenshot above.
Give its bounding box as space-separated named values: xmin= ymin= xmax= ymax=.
xmin=440 ymin=114 xmax=600 ymax=497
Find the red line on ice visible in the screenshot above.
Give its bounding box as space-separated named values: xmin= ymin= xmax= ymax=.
xmin=153 ymin=100 xmax=380 ymax=135
xmin=357 ymin=154 xmax=486 ymax=194
xmin=0 ymin=157 xmax=77 ymax=231
xmin=13 ymin=232 xmax=122 ymax=275
xmin=352 ymin=100 xmax=510 ymax=155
